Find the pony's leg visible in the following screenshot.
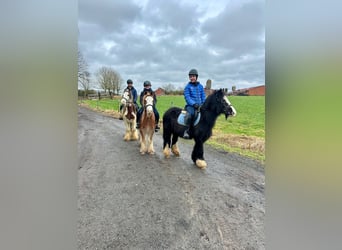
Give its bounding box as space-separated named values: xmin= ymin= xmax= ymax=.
xmin=191 ymin=141 xmax=207 ymax=169
xmin=163 ymin=144 xmax=171 ymax=158
xmin=140 ymin=132 xmax=146 ymax=154
xmin=162 ymin=130 xmax=172 ymax=158
xmin=131 ymin=113 xmax=139 ymax=140
xmin=123 ymin=120 xmax=130 ymax=141
xmin=130 ymin=120 xmax=139 ymax=141
xmin=147 ymin=132 xmax=155 ymax=154
xmin=171 ymin=135 xmax=180 ymax=156
xmin=132 ymin=129 xmax=139 ymax=141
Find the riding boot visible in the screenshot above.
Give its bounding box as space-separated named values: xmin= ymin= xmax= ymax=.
xmin=136 ymin=108 xmax=141 ymax=128
xmin=154 ymin=119 xmax=160 ymax=132
xmin=183 ymin=129 xmax=190 ymax=139
xmin=183 ymin=113 xmax=192 ymax=139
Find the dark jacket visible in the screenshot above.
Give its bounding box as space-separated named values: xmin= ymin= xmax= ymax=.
xmin=139 ymin=88 xmax=157 ymax=107
xmin=125 ymin=86 xmax=138 ymax=104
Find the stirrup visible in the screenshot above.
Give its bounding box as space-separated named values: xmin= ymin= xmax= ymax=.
xmin=183 ymin=130 xmax=190 ymax=139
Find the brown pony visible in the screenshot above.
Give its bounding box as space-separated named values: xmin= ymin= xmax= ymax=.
xmin=139 ymin=92 xmax=155 ymax=154
xmin=121 ymin=90 xmax=138 ymax=141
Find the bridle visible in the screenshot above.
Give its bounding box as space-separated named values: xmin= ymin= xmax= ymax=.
xmin=121 ymin=90 xmax=133 ymax=105
xmin=143 ymin=95 xmax=154 ymax=117
xmin=143 ymin=95 xmax=154 ymax=108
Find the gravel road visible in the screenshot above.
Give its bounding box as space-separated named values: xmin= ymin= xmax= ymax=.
xmin=78 ymin=106 xmax=265 ymax=249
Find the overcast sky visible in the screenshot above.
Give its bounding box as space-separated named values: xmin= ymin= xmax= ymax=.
xmin=78 ymin=0 xmax=264 ymax=92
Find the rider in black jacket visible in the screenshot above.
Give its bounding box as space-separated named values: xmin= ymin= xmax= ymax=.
xmin=136 ymin=80 xmax=160 ymax=132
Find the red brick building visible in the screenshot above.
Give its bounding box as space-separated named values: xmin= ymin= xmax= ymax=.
xmin=230 ymin=85 xmax=265 ymax=96
xmin=204 ymin=88 xmax=214 ymax=96
xmin=154 ymin=87 xmax=165 ymax=96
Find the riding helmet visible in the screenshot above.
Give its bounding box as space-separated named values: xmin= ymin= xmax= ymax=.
xmin=188 ymin=69 xmax=198 ymax=76
xmin=127 ymin=79 xmax=133 ymax=84
xmin=143 ymin=80 xmax=151 ymax=87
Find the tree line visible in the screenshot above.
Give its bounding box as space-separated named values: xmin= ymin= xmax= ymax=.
xmin=78 ymin=50 xmax=235 ymax=98
xmin=78 ymin=50 xmax=123 ymax=98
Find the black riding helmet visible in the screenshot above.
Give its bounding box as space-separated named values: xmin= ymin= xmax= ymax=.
xmin=143 ymin=80 xmax=151 ymax=87
xmin=127 ymin=79 xmax=133 ymax=84
xmin=188 ymin=69 xmax=198 ymax=77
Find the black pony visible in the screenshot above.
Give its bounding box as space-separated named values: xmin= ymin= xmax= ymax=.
xmin=162 ymin=89 xmax=236 ymax=169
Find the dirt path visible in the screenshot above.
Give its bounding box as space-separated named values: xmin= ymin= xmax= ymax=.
xmin=78 ymin=106 xmax=265 ymax=249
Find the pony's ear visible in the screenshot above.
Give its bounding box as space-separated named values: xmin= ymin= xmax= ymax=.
xmin=215 ymin=88 xmax=224 ymax=97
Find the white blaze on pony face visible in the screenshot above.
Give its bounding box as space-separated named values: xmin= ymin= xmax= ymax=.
xmin=121 ymin=91 xmax=130 ymax=105
xmin=145 ymin=95 xmax=154 ymax=115
xmin=223 ymin=96 xmax=237 ymax=116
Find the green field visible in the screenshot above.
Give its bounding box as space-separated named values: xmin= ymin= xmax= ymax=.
xmin=79 ymin=95 xmax=265 ymax=162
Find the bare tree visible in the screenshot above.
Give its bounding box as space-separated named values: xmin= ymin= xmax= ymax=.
xmin=96 ymin=66 xmax=123 ymax=95
xmin=78 ymin=50 xmax=92 ymax=98
xmin=162 ymin=83 xmax=176 ymax=94
xmin=96 ymin=67 xmax=111 ymax=93
xmin=79 ymin=70 xmax=91 ymax=98
xmin=111 ymin=69 xmax=123 ymax=95
xmin=78 ymin=50 xmax=87 ymax=83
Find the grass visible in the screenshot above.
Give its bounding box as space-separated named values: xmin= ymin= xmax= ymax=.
xmin=78 ymin=95 xmax=265 ymax=163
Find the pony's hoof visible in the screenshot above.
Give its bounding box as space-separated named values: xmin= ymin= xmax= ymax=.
xmin=195 ymin=159 xmax=207 ymax=169
xmin=171 ymin=145 xmax=180 ymax=156
xmin=163 ymin=148 xmax=171 ymax=158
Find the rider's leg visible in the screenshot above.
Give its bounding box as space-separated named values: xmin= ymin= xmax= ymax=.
xmin=154 ymin=107 xmax=160 ymax=131
xmin=183 ymin=106 xmax=194 ymax=139
xmin=136 ymin=108 xmax=142 ymax=128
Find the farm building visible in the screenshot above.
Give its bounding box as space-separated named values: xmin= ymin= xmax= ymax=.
xmin=204 ymin=88 xmax=214 ymax=96
xmin=155 ymin=87 xmax=165 ymax=96
xmin=229 ymin=85 xmax=265 ymax=96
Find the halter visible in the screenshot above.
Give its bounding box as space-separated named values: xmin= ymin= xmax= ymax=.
xmin=201 ymin=91 xmax=235 ymax=116
xmin=143 ymin=95 xmax=154 ymax=108
xmin=222 ymin=95 xmax=236 ymax=116
xmin=143 ymin=95 xmax=154 ymax=117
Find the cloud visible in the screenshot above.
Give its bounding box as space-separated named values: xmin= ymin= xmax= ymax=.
xmin=78 ymin=0 xmax=265 ymax=92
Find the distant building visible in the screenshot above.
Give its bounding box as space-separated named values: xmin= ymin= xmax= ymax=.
xmin=155 ymin=87 xmax=165 ymax=96
xmin=204 ymin=87 xmax=228 ymax=96
xmin=204 ymin=87 xmax=214 ymax=96
xmin=229 ymin=85 xmax=265 ymax=96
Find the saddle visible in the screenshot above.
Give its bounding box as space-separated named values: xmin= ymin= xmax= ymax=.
xmin=177 ymin=110 xmax=201 ymax=127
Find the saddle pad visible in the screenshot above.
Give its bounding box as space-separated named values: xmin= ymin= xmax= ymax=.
xmin=177 ymin=111 xmax=201 ymax=126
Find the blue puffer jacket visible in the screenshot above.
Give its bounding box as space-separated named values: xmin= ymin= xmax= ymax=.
xmin=184 ymin=82 xmax=206 ymax=106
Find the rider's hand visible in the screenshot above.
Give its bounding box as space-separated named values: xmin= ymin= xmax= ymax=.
xmin=193 ymin=103 xmax=199 ymax=109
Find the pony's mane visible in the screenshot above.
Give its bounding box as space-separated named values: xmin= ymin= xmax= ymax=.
xmin=201 ymin=89 xmax=223 ymax=110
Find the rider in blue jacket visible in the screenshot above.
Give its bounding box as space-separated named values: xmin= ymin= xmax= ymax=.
xmin=183 ymin=69 xmax=206 ymax=139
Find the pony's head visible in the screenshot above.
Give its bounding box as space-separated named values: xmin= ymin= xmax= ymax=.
xmin=121 ymin=90 xmax=131 ymax=105
xmin=222 ymin=95 xmax=237 ymax=119
xmin=143 ymin=94 xmax=154 ymax=117
xmin=204 ymin=89 xmax=237 ymax=119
